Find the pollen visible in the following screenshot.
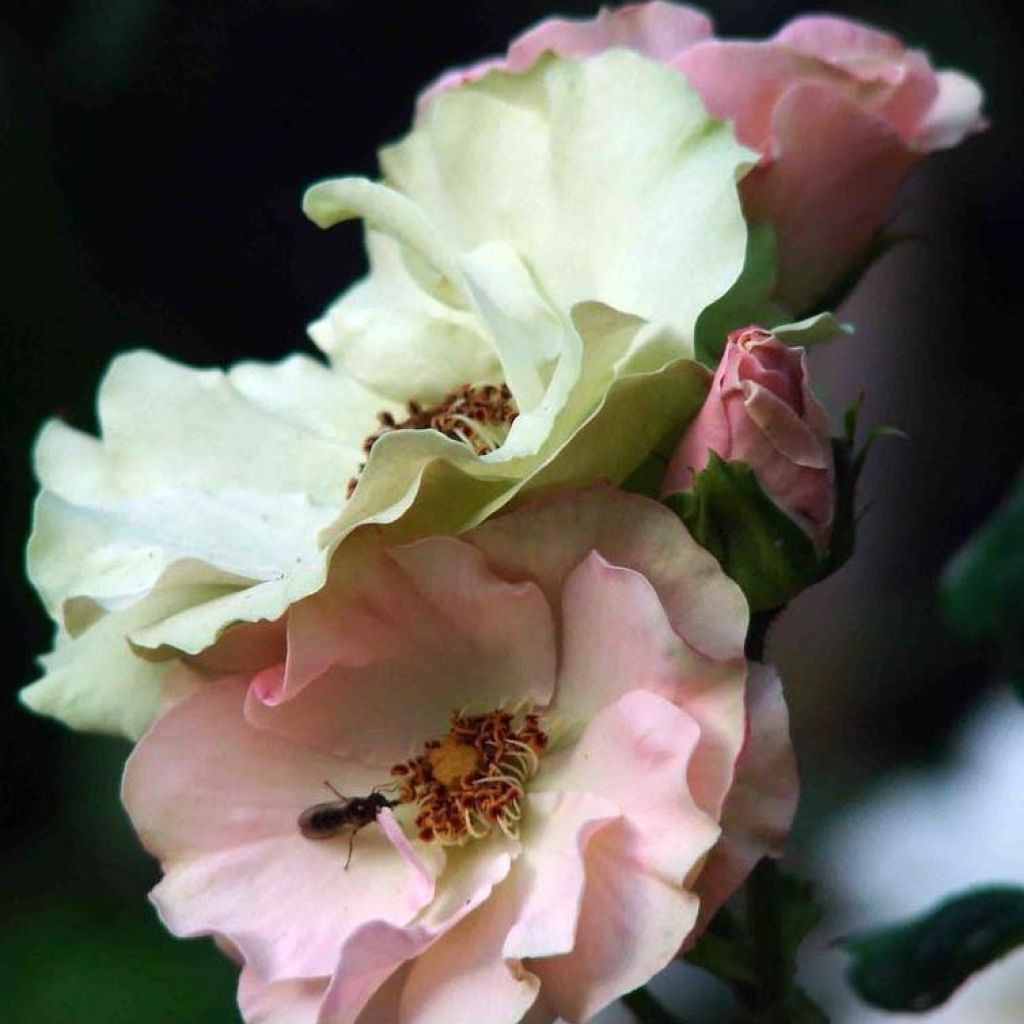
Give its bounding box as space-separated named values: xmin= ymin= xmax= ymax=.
xmin=347 ymin=383 xmax=519 ymax=498
xmin=391 ymin=706 xmax=548 ymax=845
xmin=427 ymin=736 xmax=484 ymax=787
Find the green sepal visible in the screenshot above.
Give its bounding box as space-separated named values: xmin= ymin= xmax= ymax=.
xmin=695 ymin=223 xmax=781 ymax=367
xmin=822 ymin=396 xmax=905 ymax=578
xmin=664 ymin=453 xmax=820 ymax=613
xmin=941 ymin=472 xmax=1024 ymax=698
xmin=842 ymin=885 xmax=1024 ymax=1012
xmin=694 ymin=221 xmax=849 ymax=368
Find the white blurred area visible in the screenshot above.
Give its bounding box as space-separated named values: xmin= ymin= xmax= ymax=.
xmin=810 ymin=688 xmax=1024 ymax=1023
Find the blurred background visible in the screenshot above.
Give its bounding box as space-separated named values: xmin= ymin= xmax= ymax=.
xmin=1 ymin=1 xmax=1021 ymax=1021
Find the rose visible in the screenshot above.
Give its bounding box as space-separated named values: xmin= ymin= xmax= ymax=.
xmin=663 ymin=326 xmax=835 ymax=552
xmin=122 ymin=488 xmax=798 ymax=1024
xmin=420 ymin=2 xmax=985 ymax=313
xmin=24 ymin=50 xmax=753 ymax=738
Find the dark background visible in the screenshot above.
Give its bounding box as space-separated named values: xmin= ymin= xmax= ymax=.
xmin=1 ymin=2 xmax=1021 ymax=1021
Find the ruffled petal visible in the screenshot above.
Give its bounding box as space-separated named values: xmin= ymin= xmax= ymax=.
xmin=398 ymin=881 xmax=540 ymax=1024
xmin=741 ymin=83 xmax=912 ymax=312
xmin=260 ymin=531 xmax=555 ymax=711
xmin=20 ymin=586 xmax=214 ymax=739
xmin=502 ymin=791 xmax=620 ymax=960
xmin=552 ymin=553 xmax=745 ymax=817
xmin=123 ymin=678 xmax=442 ymax=982
xmin=318 ymin=836 xmax=515 ymax=1024
xmin=238 ymin=970 xmax=327 ymax=1024
xmin=467 ymin=487 xmax=748 ymax=664
xmin=247 ymin=538 xmax=556 ymax=764
xmin=914 ymin=69 xmax=987 ymax=151
xmin=28 ymin=350 xmax=384 ymax=673
xmin=692 ymin=664 xmax=799 ymax=934
xmin=536 ymin=690 xmax=720 ymax=881
xmin=675 ymin=40 xmax=856 ymax=153
xmin=506 ymin=2 xmax=714 ymax=67
xmin=773 ymin=15 xmax=906 ymax=65
xmin=379 ymin=49 xmax=754 ymax=342
xmin=532 ymin=819 xmax=701 ymax=1022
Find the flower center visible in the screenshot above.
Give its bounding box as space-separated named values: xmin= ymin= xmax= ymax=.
xmin=391 ymin=706 xmax=548 ymax=845
xmin=347 ymin=383 xmax=519 ymax=498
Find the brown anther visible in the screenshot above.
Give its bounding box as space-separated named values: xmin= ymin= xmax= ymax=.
xmin=391 ymin=705 xmax=547 ymax=846
xmin=346 ymin=383 xmax=519 ymax=500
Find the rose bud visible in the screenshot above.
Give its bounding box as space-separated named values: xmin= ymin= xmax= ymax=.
xmin=663 ymin=326 xmax=834 ymax=554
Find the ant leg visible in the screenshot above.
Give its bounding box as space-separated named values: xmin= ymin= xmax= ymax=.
xmin=344 ymin=831 xmax=356 ymax=871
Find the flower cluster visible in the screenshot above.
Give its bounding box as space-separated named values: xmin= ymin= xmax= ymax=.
xmin=22 ymin=4 xmax=983 ymax=1023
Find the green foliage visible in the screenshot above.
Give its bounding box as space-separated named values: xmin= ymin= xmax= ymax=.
xmin=942 ymin=472 xmax=1024 ymax=697
xmin=663 ymin=400 xmax=901 ymax=615
xmin=822 ymin=397 xmax=905 ymax=578
xmin=622 ymin=986 xmax=692 ymax=1024
xmin=693 ymin=220 xmax=846 ymax=369
xmin=695 ymin=223 xmax=781 ymax=367
xmin=665 ymin=454 xmax=821 ymax=612
xmin=842 ymin=885 xmax=1024 ymax=1012
xmin=685 ymin=860 xmax=831 ymax=1024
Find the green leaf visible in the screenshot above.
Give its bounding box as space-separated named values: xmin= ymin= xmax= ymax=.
xmin=685 ymin=862 xmax=830 ymax=1024
xmin=665 ymin=454 xmax=820 ymax=612
xmin=685 ymin=931 xmax=760 ymax=987
xmin=695 ymin=223 xmax=781 ymax=367
xmin=842 ymin=885 xmax=1024 ymax=1012
xmin=747 ymin=860 xmax=825 ymax=990
xmin=942 ymin=473 xmax=1024 ymax=696
xmin=621 ymin=451 xmax=670 ymax=501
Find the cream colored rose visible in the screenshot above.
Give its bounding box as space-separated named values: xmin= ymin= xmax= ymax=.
xmin=24 ymin=51 xmax=756 ymax=738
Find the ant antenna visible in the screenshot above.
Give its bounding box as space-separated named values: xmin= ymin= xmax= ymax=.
xmin=322 ymin=779 xmax=345 ymax=800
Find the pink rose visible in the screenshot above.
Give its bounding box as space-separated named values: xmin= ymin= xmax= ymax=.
xmin=122 ymin=488 xmax=797 ymax=1024
xmin=420 ymin=3 xmax=985 ymax=312
xmin=663 ymin=326 xmax=835 ymax=551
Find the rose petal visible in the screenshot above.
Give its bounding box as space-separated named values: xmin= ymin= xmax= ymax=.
xmin=915 ymin=69 xmax=987 ymax=151
xmin=507 ymin=2 xmax=713 ymax=68
xmin=467 ymin=488 xmax=748 ymax=664
xmin=742 ymin=83 xmax=913 ymax=312
xmin=502 ymin=791 xmax=620 ymax=961
xmin=675 ymin=40 xmax=854 ymax=153
xmin=739 ymin=380 xmax=830 ymax=470
xmin=692 ymin=664 xmax=798 ymax=936
xmin=123 ymin=678 xmax=441 ymax=981
xmin=536 ymin=690 xmax=720 ymax=881
xmin=246 ymin=540 xmax=556 ymax=765
xmin=774 ymin=15 xmax=906 ymax=65
xmin=266 ymin=532 xmax=555 ymax=709
xmin=532 ymin=819 xmax=701 ymax=1022
xmin=552 ymin=552 xmax=746 ymax=818
xmin=398 ymin=880 xmax=541 ymax=1024
xmin=238 ymin=970 xmax=327 ymax=1024
xmin=318 ymin=835 xmax=515 ymax=1024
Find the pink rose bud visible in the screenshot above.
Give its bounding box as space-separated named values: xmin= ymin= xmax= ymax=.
xmin=420 ymin=4 xmax=986 ymax=312
xmin=663 ymin=326 xmax=835 ymax=551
